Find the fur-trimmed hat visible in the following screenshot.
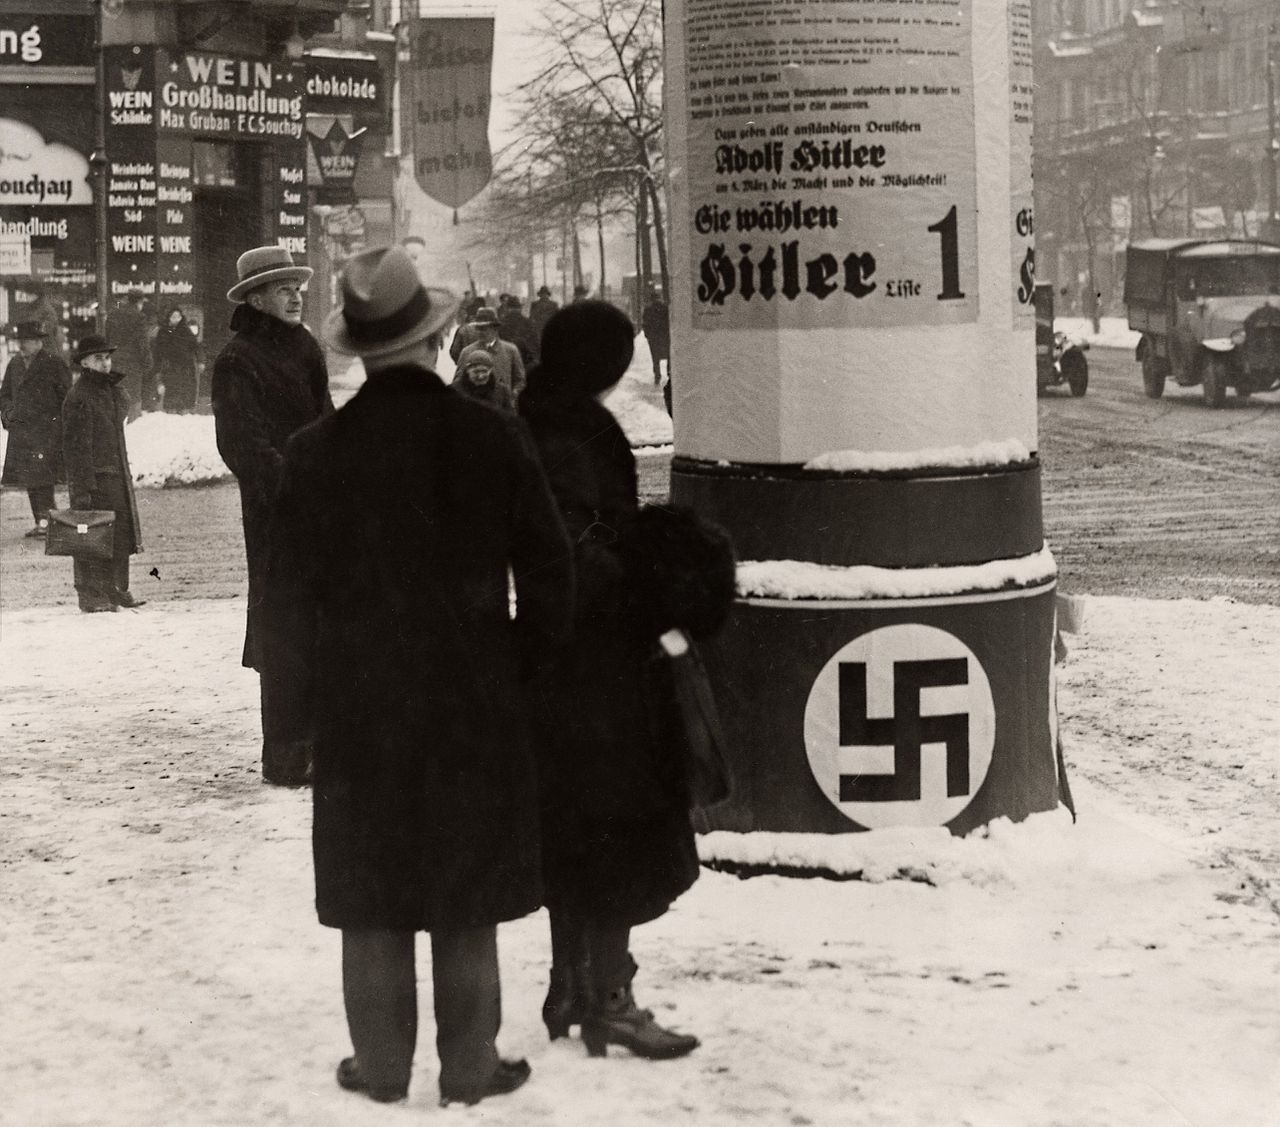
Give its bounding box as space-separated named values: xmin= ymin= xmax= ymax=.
xmin=226 ymin=245 xmax=313 ymax=303
xmin=322 ymin=244 xmax=460 ymax=359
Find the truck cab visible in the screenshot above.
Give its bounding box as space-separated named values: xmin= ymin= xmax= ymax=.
xmin=1124 ymin=239 xmax=1280 ymax=406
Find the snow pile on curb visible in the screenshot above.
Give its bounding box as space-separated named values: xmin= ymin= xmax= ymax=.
xmin=805 ymin=438 xmax=1031 ymax=474
xmin=127 ymin=413 xmax=231 ymax=488
xmin=1057 ymin=316 xmax=1140 ymax=350
xmin=737 ymin=545 xmax=1057 ymax=600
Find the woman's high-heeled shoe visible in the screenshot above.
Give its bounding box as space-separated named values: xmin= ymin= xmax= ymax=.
xmin=542 ymin=964 xmax=589 ymax=1040
xmin=580 ymin=955 xmax=699 ymax=1060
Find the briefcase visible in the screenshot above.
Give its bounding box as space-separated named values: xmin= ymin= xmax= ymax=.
xmin=44 ymin=510 xmax=116 ymax=562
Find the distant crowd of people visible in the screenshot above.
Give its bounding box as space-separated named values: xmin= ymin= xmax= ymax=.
xmin=0 ymin=240 xmax=730 ymax=1110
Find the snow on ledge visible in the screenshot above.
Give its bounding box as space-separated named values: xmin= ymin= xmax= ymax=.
xmin=804 ymin=438 xmax=1032 ymax=474
xmin=736 ymin=546 xmax=1057 ymax=601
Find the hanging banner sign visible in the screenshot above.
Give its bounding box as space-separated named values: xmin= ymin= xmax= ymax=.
xmin=408 ymin=17 xmax=494 ymax=210
xmin=0 ymin=16 xmax=94 ymax=69
xmin=307 ymin=120 xmax=367 ymax=205
xmin=680 ymin=0 xmax=978 ymax=332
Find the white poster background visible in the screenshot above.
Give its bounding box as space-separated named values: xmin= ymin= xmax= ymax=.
xmin=685 ymin=0 xmax=979 ymax=332
xmin=665 ymin=0 xmax=1037 ymax=463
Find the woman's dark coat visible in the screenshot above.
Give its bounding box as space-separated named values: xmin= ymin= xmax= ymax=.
xmin=153 ymin=311 xmax=202 ymax=412
xmin=262 ymin=365 xmax=575 ymax=932
xmin=1 ymin=348 xmax=72 ymax=488
xmin=61 ymin=367 xmax=142 ymax=550
xmin=520 ymin=310 xmax=700 ymax=927
xmin=211 ymin=302 xmax=332 ymax=669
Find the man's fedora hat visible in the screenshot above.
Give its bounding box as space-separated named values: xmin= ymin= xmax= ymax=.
xmin=226 ymin=245 xmax=314 ymax=303
xmin=11 ymin=320 xmax=47 ymax=341
xmin=537 ymin=285 xmax=551 ymax=297
xmin=73 ymin=334 xmax=117 ymax=363
xmin=470 ymin=306 xmax=499 ymax=327
xmin=322 ymin=245 xmax=460 ymax=358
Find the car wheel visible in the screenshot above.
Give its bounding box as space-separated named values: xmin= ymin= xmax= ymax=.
xmin=1063 ymin=350 xmax=1088 ymax=397
xmin=1141 ymin=351 xmax=1165 ymax=399
xmin=1201 ymin=355 xmax=1228 ymax=408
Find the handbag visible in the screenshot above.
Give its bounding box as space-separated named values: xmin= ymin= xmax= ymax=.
xmin=659 ymin=628 xmax=732 ymax=810
xmin=44 ymin=509 xmax=116 ymax=562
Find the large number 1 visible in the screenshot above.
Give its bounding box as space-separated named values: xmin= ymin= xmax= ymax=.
xmin=927 ymin=205 xmax=965 ymax=301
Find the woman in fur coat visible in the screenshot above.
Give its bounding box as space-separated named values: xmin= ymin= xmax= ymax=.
xmin=519 ymin=301 xmax=733 ymax=1062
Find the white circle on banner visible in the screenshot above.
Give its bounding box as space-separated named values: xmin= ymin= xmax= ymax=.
xmin=803 ymin=624 xmax=995 ymax=829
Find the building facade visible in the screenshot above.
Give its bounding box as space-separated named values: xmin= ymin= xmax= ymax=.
xmin=1033 ymin=0 xmax=1279 ymax=315
xmin=2 ymin=0 xmax=394 ymax=376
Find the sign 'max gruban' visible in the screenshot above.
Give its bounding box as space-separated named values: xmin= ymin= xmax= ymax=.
xmin=408 ymin=18 xmax=494 ymax=212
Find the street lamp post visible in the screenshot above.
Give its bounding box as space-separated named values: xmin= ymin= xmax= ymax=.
xmin=90 ymin=0 xmax=109 ymax=332
xmin=1267 ymin=31 xmax=1278 ymax=240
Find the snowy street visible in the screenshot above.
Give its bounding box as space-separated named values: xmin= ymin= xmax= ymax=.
xmin=2 ymin=589 xmax=1277 ymax=1126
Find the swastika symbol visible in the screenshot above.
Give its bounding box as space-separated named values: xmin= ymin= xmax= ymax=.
xmin=838 ymin=658 xmax=970 ymax=802
xmin=803 ymin=624 xmax=996 ymax=829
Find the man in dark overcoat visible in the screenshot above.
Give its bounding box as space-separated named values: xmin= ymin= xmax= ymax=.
xmin=105 ymin=292 xmax=153 ymax=418
xmin=62 ymin=335 xmax=144 ymax=612
xmin=1 ymin=320 xmax=72 ymax=538
xmin=529 ymin=284 xmax=559 ymax=341
xmin=261 ymin=244 xmax=574 ymax=1107
xmin=211 ymin=245 xmax=332 ymax=786
xmin=641 ymin=289 xmax=670 ymax=387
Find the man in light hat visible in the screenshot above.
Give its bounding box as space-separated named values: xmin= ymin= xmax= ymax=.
xmin=62 ymin=335 xmax=144 ymax=612
xmin=212 ymin=245 xmax=332 ymax=786
xmin=260 ymin=244 xmax=574 ymax=1107
xmin=1 ymin=320 xmax=72 ymax=538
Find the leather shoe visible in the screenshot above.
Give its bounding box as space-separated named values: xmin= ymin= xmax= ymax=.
xmin=79 ymin=600 xmax=119 ymax=614
xmin=439 ymin=1058 xmax=531 ymax=1107
xmin=24 ymin=524 xmax=46 ymax=539
xmin=335 ymin=1057 xmax=407 ymax=1103
xmin=112 ymin=591 xmax=147 ymax=609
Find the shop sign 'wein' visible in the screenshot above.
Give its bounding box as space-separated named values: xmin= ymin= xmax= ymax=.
xmin=408 ymin=18 xmax=494 ymax=213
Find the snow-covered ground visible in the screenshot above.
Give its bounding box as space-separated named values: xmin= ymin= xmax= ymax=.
xmin=1 ymin=593 xmax=1276 ymax=1126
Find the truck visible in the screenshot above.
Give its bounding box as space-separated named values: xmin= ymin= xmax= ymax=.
xmin=1124 ymin=238 xmax=1280 ymax=406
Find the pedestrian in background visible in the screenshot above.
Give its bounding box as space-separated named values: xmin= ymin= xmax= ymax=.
xmin=641 ymin=288 xmax=670 ymax=387
xmin=263 ymin=244 xmax=574 ymax=1107
xmin=27 ymin=284 xmax=68 ymax=359
xmin=62 ymin=335 xmax=144 ymax=613
xmin=456 ymin=307 xmax=526 ymax=403
xmin=152 ymin=306 xmax=203 ymax=413
xmin=519 ymin=301 xmax=709 ymax=1062
xmin=105 ymin=292 xmax=153 ymax=420
xmin=529 ymin=284 xmax=559 ymax=342
xmin=1 ymin=320 xmax=72 ymax=539
xmin=497 ymin=293 xmax=538 ymax=366
xmin=212 ymin=245 xmax=332 ymax=787
xmin=451 ymin=348 xmax=514 ymax=413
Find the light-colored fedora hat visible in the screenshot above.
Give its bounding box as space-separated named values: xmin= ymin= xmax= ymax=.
xmin=322 ymin=245 xmax=460 ymax=358
xmin=226 ymin=245 xmax=314 ymax=303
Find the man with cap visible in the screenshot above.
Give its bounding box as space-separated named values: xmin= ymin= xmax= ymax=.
xmin=455 ymin=307 xmax=525 ymax=404
xmin=1 ymin=320 xmax=72 ymax=538
xmin=260 ymin=244 xmax=574 ymax=1108
xmin=212 ymin=245 xmax=332 ymax=786
xmin=451 ymin=347 xmax=514 ymax=413
xmin=61 ymin=335 xmax=144 ymax=612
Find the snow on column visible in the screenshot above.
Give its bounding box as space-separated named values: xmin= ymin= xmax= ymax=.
xmin=665 ymin=0 xmax=1065 ymax=837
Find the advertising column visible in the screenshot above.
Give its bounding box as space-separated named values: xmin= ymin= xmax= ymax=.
xmin=665 ymin=0 xmax=1064 ymax=837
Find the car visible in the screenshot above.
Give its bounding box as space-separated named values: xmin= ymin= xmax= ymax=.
xmin=1035 ymin=281 xmax=1089 ymax=396
xmin=1124 ymin=238 xmax=1280 ymax=407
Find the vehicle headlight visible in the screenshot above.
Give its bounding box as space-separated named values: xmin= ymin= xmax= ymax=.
xmin=1230 ymin=328 xmax=1246 ymax=346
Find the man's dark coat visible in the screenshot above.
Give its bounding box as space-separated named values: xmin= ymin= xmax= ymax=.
xmin=212 ymin=303 xmax=332 ymax=668
xmin=262 ymin=365 xmax=575 ymax=932
xmin=62 ymin=366 xmax=143 ymax=549
xmin=520 ymin=385 xmax=700 ymax=927
xmin=1 ymin=348 xmax=72 ymax=488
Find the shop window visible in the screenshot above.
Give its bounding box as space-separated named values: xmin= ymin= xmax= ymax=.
xmin=192 ymin=141 xmax=237 ymax=188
